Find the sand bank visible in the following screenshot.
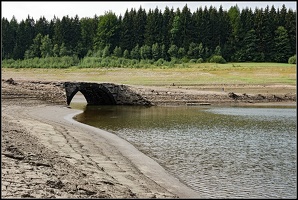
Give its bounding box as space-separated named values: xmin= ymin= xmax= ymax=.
xmin=2 ymin=97 xmax=199 ymax=198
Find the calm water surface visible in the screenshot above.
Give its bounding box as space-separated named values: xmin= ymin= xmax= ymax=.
xmin=72 ymin=103 xmax=297 ymax=198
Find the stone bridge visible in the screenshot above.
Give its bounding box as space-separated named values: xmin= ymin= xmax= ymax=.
xmin=63 ymin=82 xmax=152 ymax=106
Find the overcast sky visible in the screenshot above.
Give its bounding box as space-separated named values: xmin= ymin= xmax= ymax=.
xmin=1 ymin=1 xmax=297 ymax=22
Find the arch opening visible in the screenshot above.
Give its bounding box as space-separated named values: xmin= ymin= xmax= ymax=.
xmin=70 ymin=91 xmax=87 ymax=104
xmin=66 ymin=85 xmax=116 ymax=105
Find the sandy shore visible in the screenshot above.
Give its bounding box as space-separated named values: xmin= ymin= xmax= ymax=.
xmin=1 ymin=78 xmax=296 ymax=198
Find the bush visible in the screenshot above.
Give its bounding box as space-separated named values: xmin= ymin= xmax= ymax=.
xmin=170 ymin=57 xmax=181 ymax=64
xmin=196 ymin=58 xmax=204 ymax=63
xmin=189 ymin=59 xmax=197 ymax=63
xmin=2 ymin=56 xmax=79 ymax=68
xmin=288 ymin=55 xmax=296 ymax=64
xmin=155 ymin=58 xmax=165 ymax=66
xmin=181 ymin=57 xmax=190 ymax=63
xmin=209 ymin=55 xmax=226 ymax=64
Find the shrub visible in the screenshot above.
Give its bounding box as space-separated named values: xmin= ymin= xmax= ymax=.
xmin=209 ymin=55 xmax=226 ymax=64
xmin=196 ymin=58 xmax=204 ymax=63
xmin=181 ymin=57 xmax=190 ymax=63
xmin=155 ymin=58 xmax=165 ymax=66
xmin=288 ymin=55 xmax=296 ymax=64
xmin=170 ymin=57 xmax=181 ymax=64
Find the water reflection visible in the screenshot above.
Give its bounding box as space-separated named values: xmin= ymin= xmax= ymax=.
xmin=73 ymin=104 xmax=297 ymax=198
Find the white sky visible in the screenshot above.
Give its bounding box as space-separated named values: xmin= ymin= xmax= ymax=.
xmin=1 ymin=1 xmax=297 ymax=22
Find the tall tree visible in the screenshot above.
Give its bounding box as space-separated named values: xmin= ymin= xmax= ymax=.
xmin=167 ymin=44 xmax=178 ymax=58
xmin=119 ymin=9 xmax=135 ymax=51
xmin=161 ymin=6 xmax=174 ymax=52
xmin=274 ymin=26 xmax=291 ymax=63
xmin=40 ymin=35 xmax=53 ymax=57
xmin=200 ymin=6 xmax=212 ymax=49
xmin=35 ymin=16 xmax=49 ymax=36
xmin=80 ymin=17 xmax=97 ymax=57
xmin=134 ymin=6 xmax=147 ymax=47
xmin=140 ymin=44 xmax=151 ymax=59
xmin=226 ymin=5 xmax=241 ymax=61
xmin=13 ymin=20 xmax=27 ymax=59
xmin=14 ymin=15 xmax=35 ymax=59
xmin=180 ymin=4 xmax=193 ymax=50
xmin=130 ymin=44 xmax=140 ymax=60
xmin=217 ymin=6 xmax=232 ymax=48
xmin=254 ymin=8 xmax=266 ymax=61
xmin=1 ymin=17 xmax=17 ymax=59
xmin=170 ymin=15 xmax=181 ymax=46
xmin=208 ymin=6 xmax=219 ymax=50
xmin=25 ymin=33 xmax=43 ymax=58
xmin=192 ymin=7 xmax=204 ymax=44
xmin=284 ymin=8 xmax=296 ymax=56
xmin=94 ymin=11 xmax=120 ymax=51
xmin=70 ymin=15 xmax=82 ymax=56
xmin=237 ymin=29 xmax=260 ymax=61
xmin=151 ymin=43 xmax=160 ymax=61
xmin=144 ymin=7 xmax=163 ymax=46
xmin=53 ymin=17 xmax=63 ymax=46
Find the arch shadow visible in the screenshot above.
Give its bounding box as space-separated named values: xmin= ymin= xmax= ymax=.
xmin=65 ymin=83 xmax=116 ymax=105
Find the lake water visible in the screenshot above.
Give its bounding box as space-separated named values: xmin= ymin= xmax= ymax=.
xmin=72 ymin=102 xmax=297 ymax=198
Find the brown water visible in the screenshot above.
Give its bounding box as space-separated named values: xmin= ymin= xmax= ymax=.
xmin=72 ymin=102 xmax=297 ymax=198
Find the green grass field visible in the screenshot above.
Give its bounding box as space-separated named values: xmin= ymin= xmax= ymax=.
xmin=2 ymin=62 xmax=296 ymax=86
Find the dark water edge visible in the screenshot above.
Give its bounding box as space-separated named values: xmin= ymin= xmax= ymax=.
xmin=71 ymin=101 xmax=297 ymax=198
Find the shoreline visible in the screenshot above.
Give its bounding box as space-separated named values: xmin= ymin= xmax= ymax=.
xmin=1 ymin=78 xmax=296 ymax=198
xmin=64 ymin=106 xmax=199 ymax=197
xmin=2 ymin=98 xmax=198 ymax=198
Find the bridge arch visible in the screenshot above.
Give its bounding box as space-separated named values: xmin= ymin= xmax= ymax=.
xmin=64 ymin=82 xmax=152 ymax=106
xmin=64 ymin=82 xmax=116 ymax=105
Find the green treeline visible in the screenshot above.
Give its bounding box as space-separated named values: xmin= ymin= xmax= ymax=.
xmin=1 ymin=4 xmax=296 ymax=68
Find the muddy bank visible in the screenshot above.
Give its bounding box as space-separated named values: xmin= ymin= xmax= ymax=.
xmin=2 ymin=78 xmax=296 ymax=106
xmin=1 ymin=79 xmax=199 ymax=198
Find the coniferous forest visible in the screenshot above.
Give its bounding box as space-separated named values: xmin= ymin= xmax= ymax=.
xmin=1 ymin=4 xmax=296 ymax=68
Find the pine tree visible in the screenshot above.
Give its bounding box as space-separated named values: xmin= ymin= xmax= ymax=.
xmin=94 ymin=12 xmax=120 ymax=51
xmin=2 ymin=17 xmax=14 ymax=59
xmin=35 ymin=16 xmax=49 ymax=36
xmin=168 ymin=44 xmax=178 ymax=58
xmin=59 ymin=42 xmax=68 ymax=56
xmin=123 ymin=49 xmax=130 ymax=59
xmin=27 ymin=33 xmax=43 ymax=58
xmin=53 ymin=44 xmax=60 ymax=57
xmin=80 ymin=17 xmax=98 ymax=57
xmin=134 ymin=6 xmax=147 ymax=47
xmin=102 ymin=45 xmax=110 ymax=58
xmin=113 ymin=46 xmax=122 ymax=57
xmin=170 ymin=15 xmax=181 ymax=46
xmin=237 ymin=29 xmax=260 ymax=61
xmin=130 ymin=44 xmax=140 ymax=60
xmin=144 ymin=8 xmax=163 ymax=46
xmin=120 ymin=9 xmax=135 ymax=51
xmin=53 ymin=17 xmax=63 ymax=46
xmin=161 ymin=6 xmax=174 ymax=52
xmin=151 ymin=43 xmax=160 ymax=61
xmin=40 ymin=35 xmax=53 ymax=57
xmin=178 ymin=47 xmax=185 ymax=59
xmin=180 ymin=4 xmax=193 ymax=50
xmin=285 ymin=8 xmax=296 ymax=56
xmin=140 ymin=44 xmax=151 ymax=60
xmin=274 ymin=26 xmax=291 ymax=63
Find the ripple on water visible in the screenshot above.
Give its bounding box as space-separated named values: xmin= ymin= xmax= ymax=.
xmin=75 ymin=105 xmax=297 ymax=198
